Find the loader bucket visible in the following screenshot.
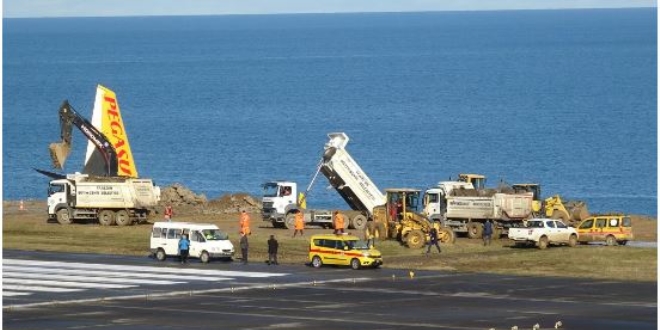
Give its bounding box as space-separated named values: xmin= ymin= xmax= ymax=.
xmin=49 ymin=142 xmax=71 ymax=169
xmin=567 ymin=201 xmax=589 ymax=224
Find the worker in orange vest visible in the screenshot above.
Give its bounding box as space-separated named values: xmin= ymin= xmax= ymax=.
xmin=333 ymin=210 xmax=345 ymax=235
xmin=239 ymin=210 xmax=251 ymax=235
xmin=164 ymin=203 xmax=174 ymax=222
xmin=293 ymin=210 xmax=305 ymax=237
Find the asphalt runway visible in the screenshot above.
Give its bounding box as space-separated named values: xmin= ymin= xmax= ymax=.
xmin=3 ymin=250 xmax=657 ymax=330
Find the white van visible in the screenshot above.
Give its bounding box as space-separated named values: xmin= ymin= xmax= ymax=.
xmin=150 ymin=222 xmax=235 ymax=263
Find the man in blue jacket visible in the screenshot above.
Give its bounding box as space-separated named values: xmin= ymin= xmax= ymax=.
xmin=178 ymin=234 xmax=190 ymax=264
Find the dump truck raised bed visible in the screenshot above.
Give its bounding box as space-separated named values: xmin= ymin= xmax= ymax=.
xmin=48 ymin=173 xmax=160 ymax=226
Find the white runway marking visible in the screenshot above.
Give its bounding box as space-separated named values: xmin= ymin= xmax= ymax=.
xmin=2 ymin=258 xmax=290 ymax=300
xmin=3 ymin=285 xmax=83 ymax=293
xmin=4 ymin=266 xmax=204 ymax=284
xmin=2 ymin=278 xmax=135 ymax=289
xmin=4 ymin=259 xmax=289 ymax=278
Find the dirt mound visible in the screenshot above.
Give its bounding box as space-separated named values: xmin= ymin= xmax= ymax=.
xmin=158 ymin=184 xmax=261 ymax=216
xmin=160 ymin=183 xmax=208 ymax=205
xmin=204 ymin=193 xmax=261 ymax=214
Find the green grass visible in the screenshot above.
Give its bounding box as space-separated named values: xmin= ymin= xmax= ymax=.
xmin=3 ymin=218 xmax=656 ymax=282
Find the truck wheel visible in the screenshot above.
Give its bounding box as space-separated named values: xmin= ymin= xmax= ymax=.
xmin=538 ymin=236 xmax=549 ymax=250
xmin=200 ymin=251 xmax=210 ymax=263
xmin=350 ymin=215 xmax=368 ymax=231
xmin=437 ymin=228 xmax=455 ymax=244
xmin=350 ymin=258 xmax=361 ymax=270
xmin=115 ymin=210 xmax=131 ymax=226
xmin=98 ymin=210 xmax=116 ymax=226
xmin=374 ymin=222 xmax=387 ymax=240
xmin=312 ymin=256 xmax=323 ymax=268
xmin=605 ymin=235 xmax=617 ymax=246
xmin=568 ymin=234 xmax=577 ymax=247
xmin=284 ymin=213 xmax=295 ymax=229
xmin=56 ymin=208 xmax=73 ymax=225
xmin=467 ymin=222 xmax=483 ymax=239
xmin=492 ymin=227 xmax=502 ymax=240
xmin=406 ymin=230 xmax=425 ymax=249
xmin=155 ymin=248 xmax=166 ymax=261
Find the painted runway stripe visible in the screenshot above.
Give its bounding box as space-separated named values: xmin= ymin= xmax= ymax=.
xmin=4 ymin=259 xmax=289 ymax=278
xmin=3 ymin=266 xmax=216 ymax=284
xmin=2 ymin=285 xmax=83 ymax=293
xmin=2 ymin=278 xmax=135 ymax=289
xmin=2 ymin=291 xmax=31 ymax=297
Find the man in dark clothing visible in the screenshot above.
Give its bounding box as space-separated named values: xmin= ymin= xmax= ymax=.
xmin=483 ymin=219 xmax=493 ymax=246
xmin=426 ymin=227 xmax=442 ymax=256
xmin=267 ymin=235 xmax=279 ymax=265
xmin=240 ymin=231 xmax=249 ymax=264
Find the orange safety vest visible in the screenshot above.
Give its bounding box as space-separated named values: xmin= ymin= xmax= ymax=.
xmin=240 ymin=212 xmax=251 ymax=234
xmin=334 ymin=213 xmax=344 ymax=229
xmin=294 ymin=212 xmax=304 ymax=230
xmin=164 ymin=206 xmax=173 ymax=219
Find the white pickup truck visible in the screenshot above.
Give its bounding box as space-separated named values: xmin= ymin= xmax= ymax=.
xmin=507 ymin=218 xmax=578 ymax=249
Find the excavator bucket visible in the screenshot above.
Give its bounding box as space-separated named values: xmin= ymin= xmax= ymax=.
xmin=49 ymin=142 xmax=71 ymax=169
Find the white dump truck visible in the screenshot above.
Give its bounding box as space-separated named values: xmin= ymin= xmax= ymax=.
xmin=262 ymin=133 xmax=386 ymax=231
xmin=423 ymin=181 xmax=533 ymax=239
xmin=48 ymin=173 xmax=161 ymax=226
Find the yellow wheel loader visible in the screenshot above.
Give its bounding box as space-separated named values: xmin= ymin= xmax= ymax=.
xmin=511 ymin=183 xmax=589 ymax=226
xmin=372 ymin=188 xmax=454 ymax=248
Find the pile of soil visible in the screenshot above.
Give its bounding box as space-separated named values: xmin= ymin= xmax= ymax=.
xmin=157 ymin=184 xmax=261 ymax=216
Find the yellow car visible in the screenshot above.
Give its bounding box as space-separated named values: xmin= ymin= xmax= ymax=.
xmin=308 ymin=234 xmax=383 ymax=270
xmin=576 ymin=215 xmax=634 ymax=246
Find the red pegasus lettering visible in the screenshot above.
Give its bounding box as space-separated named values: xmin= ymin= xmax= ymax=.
xmin=118 ymin=159 xmax=133 ymax=176
xmin=110 ymin=121 xmax=124 ymax=136
xmin=104 ymin=96 xmax=117 ymax=111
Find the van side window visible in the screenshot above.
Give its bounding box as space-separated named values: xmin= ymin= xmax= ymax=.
xmin=579 ymin=219 xmax=594 ymax=229
xmin=152 ymin=227 xmax=162 ymax=238
xmin=167 ymin=228 xmax=181 ymax=239
xmin=609 ymin=218 xmax=619 ymax=227
xmin=556 ymin=222 xmax=567 ymax=229
xmin=161 ymin=228 xmax=167 ymax=237
xmin=595 ymin=219 xmax=607 ymax=228
xmin=545 ymin=221 xmax=556 ymax=228
xmin=622 ymin=217 xmax=632 ymax=227
xmin=190 ymin=231 xmax=201 ymax=242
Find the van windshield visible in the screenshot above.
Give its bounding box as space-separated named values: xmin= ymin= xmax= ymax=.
xmin=345 ymin=240 xmax=370 ymax=250
xmin=201 ymin=229 xmax=228 ymax=241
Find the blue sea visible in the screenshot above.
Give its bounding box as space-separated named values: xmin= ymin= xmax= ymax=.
xmin=3 ymin=9 xmax=657 ymax=216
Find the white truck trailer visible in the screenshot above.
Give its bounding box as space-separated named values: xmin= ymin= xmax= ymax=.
xmin=424 ymin=181 xmax=533 ymax=239
xmin=262 ymin=133 xmax=386 ymax=231
xmin=48 ymin=173 xmax=161 ymax=226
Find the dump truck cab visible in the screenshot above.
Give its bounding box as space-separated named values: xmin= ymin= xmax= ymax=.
xmin=261 ymin=180 xmax=298 ymax=222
